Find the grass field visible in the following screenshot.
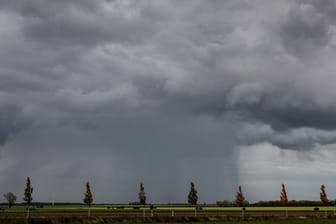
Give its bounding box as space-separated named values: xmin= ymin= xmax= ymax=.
xmin=1 ymin=205 xmax=336 ymax=224
xmin=1 ymin=204 xmax=336 ymax=212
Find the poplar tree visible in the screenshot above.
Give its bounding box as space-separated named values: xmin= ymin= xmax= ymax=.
xmin=83 ymin=181 xmax=93 ymax=218
xmin=235 ymin=185 xmax=247 ymax=206
xmin=23 ymin=177 xmax=33 ymax=206
xmin=280 ymin=184 xmax=288 ymax=206
xmin=138 ymin=183 xmax=146 ymax=205
xmin=83 ymin=181 xmax=93 ymax=207
xmin=320 ymin=184 xmax=328 ymax=206
xmin=188 ymin=182 xmax=198 ymax=205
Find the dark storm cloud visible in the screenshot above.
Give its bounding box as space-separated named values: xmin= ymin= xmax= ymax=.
xmin=0 ymin=105 xmax=21 ymax=144
xmin=0 ymin=0 xmax=161 ymax=47
xmin=279 ymin=1 xmax=332 ymax=58
xmin=1 ymin=0 xmax=336 ymax=202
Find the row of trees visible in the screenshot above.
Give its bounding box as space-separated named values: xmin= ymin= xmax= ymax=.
xmin=2 ymin=177 xmax=34 ymax=208
xmin=1 ymin=178 xmax=334 ymax=208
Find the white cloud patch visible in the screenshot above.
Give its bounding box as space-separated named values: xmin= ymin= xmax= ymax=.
xmin=239 ymin=142 xmax=336 ymax=202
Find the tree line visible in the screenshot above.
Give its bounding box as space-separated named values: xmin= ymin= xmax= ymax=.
xmin=2 ymin=177 xmax=335 ymax=208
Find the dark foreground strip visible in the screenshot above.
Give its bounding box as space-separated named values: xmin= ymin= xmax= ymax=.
xmin=1 ymin=211 xmax=336 ymax=224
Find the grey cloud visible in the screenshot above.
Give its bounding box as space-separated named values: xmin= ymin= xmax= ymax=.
xmin=0 ymin=112 xmax=238 ymax=203
xmin=1 ymin=0 xmax=162 ymax=48
xmin=279 ymin=2 xmax=332 ymax=58
xmin=1 ymin=0 xmax=336 ymax=202
xmin=24 ymin=1 xmax=160 ymax=47
xmin=0 ymin=106 xmax=21 ymax=144
xmin=305 ymin=0 xmax=336 ymax=21
xmin=237 ymin=123 xmax=336 ymax=151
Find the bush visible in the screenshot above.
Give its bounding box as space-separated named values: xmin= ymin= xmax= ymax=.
xmin=216 ymin=200 xmax=234 ymax=207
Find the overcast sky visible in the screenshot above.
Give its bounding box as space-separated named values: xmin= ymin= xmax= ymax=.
xmin=1 ymin=0 xmax=336 ymax=204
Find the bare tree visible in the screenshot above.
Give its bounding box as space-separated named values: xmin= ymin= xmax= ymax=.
xmin=320 ymin=184 xmax=328 ymax=206
xmin=280 ymin=184 xmax=288 ymax=206
xmin=138 ymin=183 xmax=146 ymax=205
xmin=235 ymin=185 xmax=247 ymax=206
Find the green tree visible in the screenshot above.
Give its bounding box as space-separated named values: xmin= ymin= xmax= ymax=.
xmin=320 ymin=184 xmax=328 ymax=206
xmin=138 ymin=183 xmax=146 ymax=205
xmin=3 ymin=192 xmax=17 ymax=208
xmin=235 ymin=185 xmax=247 ymax=206
xmin=23 ymin=177 xmax=33 ymax=206
xmin=83 ymin=181 xmax=93 ymax=218
xmin=188 ymin=182 xmax=198 ymax=205
xmin=280 ymin=183 xmax=288 ymax=206
xmin=83 ymin=181 xmax=93 ymax=207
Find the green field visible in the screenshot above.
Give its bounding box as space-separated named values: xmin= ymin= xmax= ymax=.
xmin=1 ymin=204 xmax=336 ymax=212
xmin=1 ymin=205 xmax=336 ymax=224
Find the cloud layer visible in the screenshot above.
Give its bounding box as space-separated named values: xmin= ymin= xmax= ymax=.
xmin=1 ymin=0 xmax=336 ymax=203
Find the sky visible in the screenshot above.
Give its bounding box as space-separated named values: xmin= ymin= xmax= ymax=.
xmin=1 ymin=0 xmax=336 ymax=204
